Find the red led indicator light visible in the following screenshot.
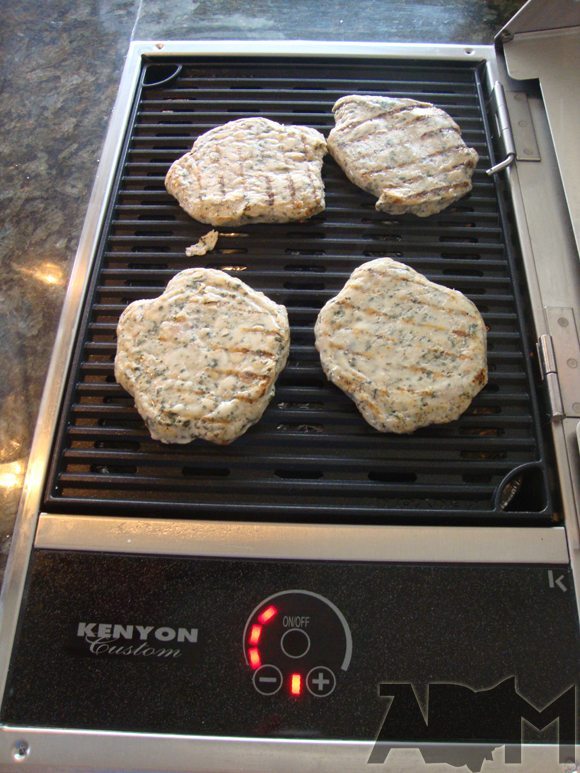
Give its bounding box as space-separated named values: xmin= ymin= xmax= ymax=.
xmin=248 ymin=648 xmax=261 ymax=670
xmin=248 ymin=624 xmax=262 ymax=645
xmin=290 ymin=673 xmax=302 ymax=696
xmin=258 ymin=605 xmax=278 ymax=625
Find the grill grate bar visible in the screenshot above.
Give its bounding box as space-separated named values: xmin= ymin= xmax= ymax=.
xmin=56 ymin=473 xmax=494 ymax=498
xmin=63 ymin=424 xmax=537 ymax=451
xmin=61 ymin=447 xmax=523 ymax=472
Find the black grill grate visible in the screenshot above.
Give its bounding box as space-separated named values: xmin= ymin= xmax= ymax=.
xmin=44 ymin=56 xmax=553 ymax=524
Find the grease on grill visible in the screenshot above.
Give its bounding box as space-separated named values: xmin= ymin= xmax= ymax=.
xmin=499 ymin=476 xmax=523 ymax=510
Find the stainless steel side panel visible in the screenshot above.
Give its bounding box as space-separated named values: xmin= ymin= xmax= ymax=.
xmin=504 ymin=28 xmax=580 ymax=259
xmin=496 ymin=85 xmax=580 ymax=611
xmin=496 ymin=0 xmax=580 ymax=38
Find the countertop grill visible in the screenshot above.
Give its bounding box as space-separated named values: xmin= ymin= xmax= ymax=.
xmin=44 ymin=56 xmax=552 ymax=524
xmin=1 ymin=30 xmax=579 ymax=772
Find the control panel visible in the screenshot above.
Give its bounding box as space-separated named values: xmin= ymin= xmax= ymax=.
xmin=243 ymin=590 xmax=352 ymax=698
xmin=2 ymin=550 xmax=579 ymax=743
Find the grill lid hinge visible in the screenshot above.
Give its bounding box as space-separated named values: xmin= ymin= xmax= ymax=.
xmin=486 ymin=82 xmax=516 ymax=176
xmin=504 ymin=91 xmax=541 ymax=162
xmin=544 ymin=307 xmax=580 ymax=418
xmin=537 ymin=334 xmax=564 ymax=419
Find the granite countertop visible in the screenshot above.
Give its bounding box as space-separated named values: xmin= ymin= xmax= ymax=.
xmin=0 ymin=0 xmax=524 ymax=589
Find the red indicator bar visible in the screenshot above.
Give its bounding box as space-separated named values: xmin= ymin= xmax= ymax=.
xmin=290 ymin=673 xmax=302 ymax=696
xmin=248 ymin=648 xmax=261 ymax=670
xmin=248 ymin=624 xmax=262 ymax=645
xmin=258 ymin=605 xmax=278 ymax=625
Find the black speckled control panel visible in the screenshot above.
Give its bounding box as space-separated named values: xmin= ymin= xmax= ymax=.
xmin=1 ymin=550 xmax=579 ymax=743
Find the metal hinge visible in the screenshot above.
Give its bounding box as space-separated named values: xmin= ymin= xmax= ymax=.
xmin=545 ymin=307 xmax=580 ymax=418
xmin=486 ymin=81 xmax=541 ymax=174
xmin=537 ymin=334 xmax=564 ymax=419
xmin=486 ymin=82 xmax=516 ymax=176
xmin=504 ymin=92 xmax=540 ymax=162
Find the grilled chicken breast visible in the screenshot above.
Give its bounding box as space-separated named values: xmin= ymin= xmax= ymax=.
xmin=327 ymin=95 xmax=479 ymax=217
xmin=165 ymin=117 xmax=327 ymax=227
xmin=115 ymin=268 xmax=290 ymax=445
xmin=315 ymin=258 xmax=487 ymax=433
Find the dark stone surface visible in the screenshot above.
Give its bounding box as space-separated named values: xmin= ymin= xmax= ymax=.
xmin=0 ymin=0 xmax=138 ymax=576
xmin=0 ymin=0 xmax=525 ymax=586
xmin=135 ymin=0 xmax=524 ymax=43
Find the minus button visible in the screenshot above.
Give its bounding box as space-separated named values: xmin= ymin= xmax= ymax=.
xmin=253 ymin=664 xmax=283 ymax=695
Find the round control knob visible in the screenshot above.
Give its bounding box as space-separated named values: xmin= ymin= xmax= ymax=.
xmin=280 ymin=627 xmax=310 ymax=659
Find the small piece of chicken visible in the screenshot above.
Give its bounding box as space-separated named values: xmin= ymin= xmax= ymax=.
xmin=185 ymin=230 xmax=219 ymax=257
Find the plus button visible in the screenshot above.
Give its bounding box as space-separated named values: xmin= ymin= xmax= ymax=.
xmin=306 ymin=666 xmax=336 ymax=697
xmin=312 ymin=672 xmax=330 ymax=691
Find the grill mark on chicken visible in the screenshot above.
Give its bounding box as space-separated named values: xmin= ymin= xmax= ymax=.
xmin=192 ymin=164 xmax=204 ymax=201
xmin=333 ymin=116 xmax=440 ymax=153
xmin=240 ymin=326 xmax=282 ymax=336
xmin=327 ymin=95 xmax=478 ymax=217
xmin=315 ymin=258 xmax=487 ymax=434
xmin=340 ymin=306 xmax=471 ymax=333
xmin=300 ymin=133 xmax=318 ymax=207
xmin=159 ymin=384 xmax=269 ymax=408
xmin=213 ymin=368 xmax=272 ymax=382
xmin=265 ymin=174 xmax=275 ymax=208
xmin=364 ymin=160 xmax=474 ymax=188
xmin=367 ymin=147 xmax=473 ymax=174
xmin=420 ymin=126 xmax=461 ymax=141
xmin=321 ymin=334 xmax=474 ymax=362
xmin=323 ymin=341 xmax=373 ymax=359
xmin=336 ymin=283 xmax=475 ymax=321
xmin=216 ymin=345 xmax=278 ymax=360
xmin=238 ymin=155 xmax=250 ymax=216
xmin=338 ymin=103 xmax=432 ymax=133
xmin=367 ymin=383 xmax=447 ymax=397
xmin=332 ymin=129 xmax=465 ymax=159
xmin=217 ymin=139 xmax=227 ymax=196
xmin=287 ymin=173 xmax=297 ymax=203
xmin=391 ymin=179 xmax=471 ymax=203
xmin=473 ymin=368 xmax=487 ymax=386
